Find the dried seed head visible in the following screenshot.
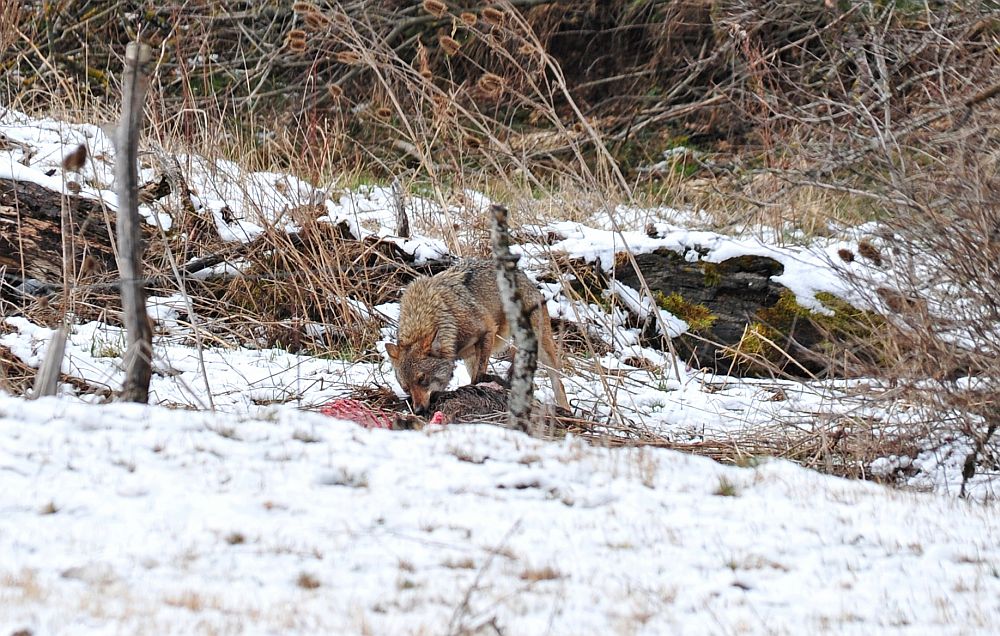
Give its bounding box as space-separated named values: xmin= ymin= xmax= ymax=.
xmin=416 ymin=40 xmax=431 ymax=79
xmin=439 ymin=35 xmax=461 ymax=56
xmin=460 ymin=12 xmax=477 ymax=26
xmin=292 ymin=1 xmax=316 ymax=14
xmin=286 ymin=31 xmax=308 ymax=52
xmin=837 ymin=248 xmax=855 ymax=263
xmin=61 ymin=143 xmax=88 ymax=172
xmin=482 ymin=7 xmax=504 ymax=25
xmin=327 ymin=84 xmax=343 ymax=100
xmin=477 ymin=73 xmax=504 ymax=96
xmin=303 ymin=11 xmax=330 ymax=29
xmin=431 ymin=93 xmax=452 ymax=112
xmin=422 ymin=0 xmax=448 ymax=18
xmin=335 ymin=51 xmax=362 ymax=65
xmin=857 ymin=239 xmax=883 ymax=266
xmin=375 ymin=106 xmax=393 ymax=119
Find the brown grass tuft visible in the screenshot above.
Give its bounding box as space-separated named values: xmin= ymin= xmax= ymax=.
xmin=520 ymin=566 xmax=561 ymax=582
xmin=297 ymin=572 xmax=321 ymax=589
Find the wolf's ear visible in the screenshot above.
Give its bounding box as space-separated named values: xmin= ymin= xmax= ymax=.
xmin=415 ymin=328 xmax=438 ymax=354
xmin=430 ymin=329 xmax=447 ymax=356
xmin=385 ymin=342 xmax=400 ymax=360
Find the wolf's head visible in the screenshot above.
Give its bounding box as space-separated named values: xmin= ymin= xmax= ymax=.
xmin=385 ymin=329 xmax=455 ymax=413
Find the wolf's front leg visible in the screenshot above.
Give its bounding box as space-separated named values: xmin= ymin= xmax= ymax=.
xmin=463 ymin=330 xmax=496 ymax=383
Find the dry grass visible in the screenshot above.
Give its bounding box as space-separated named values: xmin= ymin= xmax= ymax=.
xmin=1 ymin=569 xmax=45 ymax=603
xmin=296 ymin=572 xmax=321 ymax=590
xmin=519 ymin=566 xmax=561 ymax=582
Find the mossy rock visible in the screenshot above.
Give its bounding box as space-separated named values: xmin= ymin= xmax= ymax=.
xmin=717 ymin=289 xmax=887 ymax=376
xmin=600 ymin=248 xmax=883 ymax=378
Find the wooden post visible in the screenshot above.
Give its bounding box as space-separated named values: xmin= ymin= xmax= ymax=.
xmin=115 ymin=41 xmax=154 ymax=403
xmin=392 ymin=178 xmax=409 ymax=238
xmin=490 ymin=204 xmax=536 ymax=432
xmin=31 ymin=327 xmax=67 ymax=398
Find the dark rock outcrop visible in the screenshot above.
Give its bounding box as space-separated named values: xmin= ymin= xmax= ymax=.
xmin=619 ymin=250 xmax=788 ymax=347
xmin=600 ymin=248 xmax=846 ymax=377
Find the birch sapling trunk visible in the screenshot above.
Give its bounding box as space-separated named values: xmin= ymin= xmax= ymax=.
xmin=490 ymin=204 xmax=537 ymax=432
xmin=115 ymin=42 xmax=154 ymax=403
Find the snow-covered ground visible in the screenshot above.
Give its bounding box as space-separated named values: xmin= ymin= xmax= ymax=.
xmin=3 ymin=108 xmax=1000 ymax=633
xmin=3 ymin=104 xmax=994 ymax=499
xmin=2 ymin=395 xmax=998 ymax=635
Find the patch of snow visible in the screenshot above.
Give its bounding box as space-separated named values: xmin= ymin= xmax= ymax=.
xmin=0 ymin=395 xmax=997 ymax=634
xmin=607 ymin=280 xmax=688 ymax=338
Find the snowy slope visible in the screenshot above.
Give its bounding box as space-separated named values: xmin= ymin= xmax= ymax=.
xmin=1 ymin=395 xmax=998 ymax=635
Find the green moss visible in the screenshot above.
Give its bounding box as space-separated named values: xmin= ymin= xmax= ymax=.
xmin=813 ymin=291 xmax=886 ymax=340
xmin=84 ymin=67 xmax=109 ymax=87
xmin=757 ymin=289 xmax=812 ymax=331
xmin=726 ymin=289 xmax=886 ymax=372
xmin=655 ymin=291 xmax=717 ymax=333
xmin=733 ymin=322 xmax=771 ymax=357
xmin=725 ymin=290 xmax=816 ymax=370
xmin=757 ymin=289 xmax=882 ymax=339
xmin=700 ymin=262 xmax=722 ymax=287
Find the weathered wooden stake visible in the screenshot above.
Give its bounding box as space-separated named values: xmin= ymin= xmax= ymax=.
xmin=490 ymin=204 xmax=537 ymax=432
xmin=31 ymin=327 xmax=67 ymax=398
xmin=392 ymin=178 xmax=409 ymax=238
xmin=115 ymin=41 xmax=154 ymax=403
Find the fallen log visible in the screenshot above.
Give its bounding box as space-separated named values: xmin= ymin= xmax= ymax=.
xmin=562 ymin=246 xmax=886 ymax=379
xmin=0 ymin=177 xmax=120 ymax=285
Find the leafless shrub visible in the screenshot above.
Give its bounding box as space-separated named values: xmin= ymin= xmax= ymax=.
xmin=848 ymin=169 xmax=1000 ymax=497
xmin=734 ymin=0 xmax=1000 ymax=495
